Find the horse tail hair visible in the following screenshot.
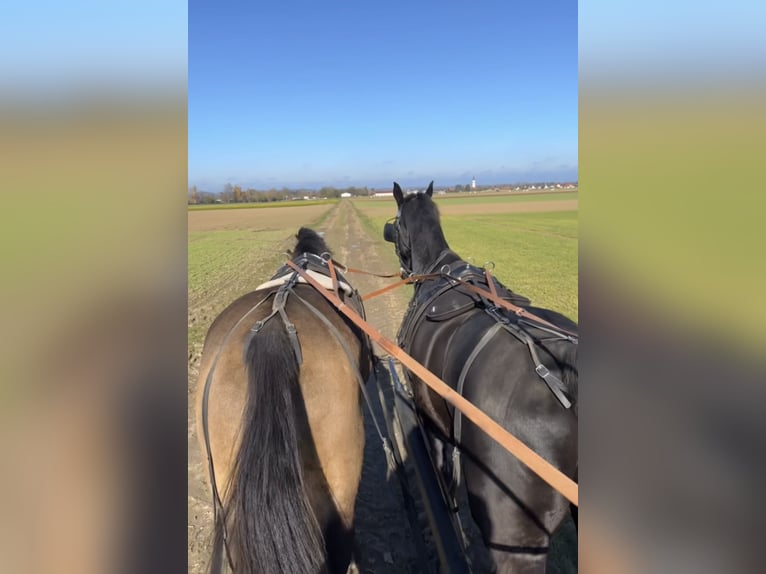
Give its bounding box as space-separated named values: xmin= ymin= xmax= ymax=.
xmin=217 ymin=317 xmax=326 ymax=574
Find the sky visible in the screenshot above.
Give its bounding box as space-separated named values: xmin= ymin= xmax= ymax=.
xmin=579 ymin=0 xmax=766 ymax=86
xmin=1 ymin=0 xmax=187 ymax=93
xmin=189 ymin=0 xmax=578 ymax=191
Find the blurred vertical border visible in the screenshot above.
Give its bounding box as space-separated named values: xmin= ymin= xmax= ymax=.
xmin=580 ymin=1 xmax=765 ymax=572
xmin=0 ymin=2 xmax=187 ymax=573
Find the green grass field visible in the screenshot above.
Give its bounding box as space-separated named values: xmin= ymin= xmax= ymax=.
xmin=432 ymin=191 xmax=578 ymax=206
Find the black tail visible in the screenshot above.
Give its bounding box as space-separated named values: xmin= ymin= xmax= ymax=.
xmin=212 ymin=318 xmax=326 ymax=574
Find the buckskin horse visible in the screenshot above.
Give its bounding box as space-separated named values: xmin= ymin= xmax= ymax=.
xmin=195 ymin=227 xmax=372 ymax=574
xmin=384 ymin=182 xmax=578 ymax=573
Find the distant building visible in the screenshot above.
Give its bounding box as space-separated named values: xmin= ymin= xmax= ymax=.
xmin=471 ymin=177 xmax=476 ymax=190
xmin=340 ymin=192 xmax=352 ymax=198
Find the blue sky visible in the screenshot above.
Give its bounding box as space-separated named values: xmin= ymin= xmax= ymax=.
xmin=1 ymin=0 xmax=187 ymax=92
xmin=190 ymin=0 xmax=577 ymax=190
xmin=580 ymin=1 xmax=766 ymax=85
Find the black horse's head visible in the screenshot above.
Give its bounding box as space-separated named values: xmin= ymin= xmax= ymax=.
xmin=384 ymin=181 xmax=448 ymax=275
xmin=291 ymin=227 xmax=331 ymax=258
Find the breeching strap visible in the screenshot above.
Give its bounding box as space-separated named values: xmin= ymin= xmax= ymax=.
xmin=286 ymin=260 xmax=579 ymax=506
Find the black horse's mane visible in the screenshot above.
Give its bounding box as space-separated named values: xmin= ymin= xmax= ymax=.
xmin=292 ymin=227 xmax=330 ymax=258
xmin=401 ymin=193 xmax=449 ymax=262
xmin=402 ymin=193 xmax=441 ymax=230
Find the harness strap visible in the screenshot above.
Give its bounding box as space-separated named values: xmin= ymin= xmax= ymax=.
xmin=450 ymin=322 xmax=504 ymax=494
xmin=275 ymin=286 xmax=303 ymax=364
xmin=328 ymin=257 xmax=340 ymax=294
xmin=333 ymin=259 xmax=401 ymax=278
xmin=425 ymin=249 xmax=457 ymax=274
xmin=522 ymin=335 xmax=572 ymax=409
xmin=361 ymin=272 xmax=442 ymax=301
xmin=484 ymin=268 xmax=499 ymax=300
xmin=485 ymin=307 xmax=573 ymax=409
xmin=448 ymin=276 xmax=579 ymax=339
xmin=250 ymin=274 xmax=303 ymax=364
xmin=518 ymin=318 xmax=577 ymax=342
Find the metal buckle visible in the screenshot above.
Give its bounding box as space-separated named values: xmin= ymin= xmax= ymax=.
xmin=535 ymin=364 xmax=550 ymax=378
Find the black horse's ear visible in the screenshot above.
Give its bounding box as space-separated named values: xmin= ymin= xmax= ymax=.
xmin=393 ymin=182 xmax=404 ymax=206
xmin=425 ymin=181 xmax=434 ymax=197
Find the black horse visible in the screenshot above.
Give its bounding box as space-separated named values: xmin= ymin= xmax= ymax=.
xmin=385 ymin=182 xmax=578 ymax=573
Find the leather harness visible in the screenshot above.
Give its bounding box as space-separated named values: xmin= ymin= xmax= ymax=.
xmin=396 ymin=249 xmax=577 ymax=498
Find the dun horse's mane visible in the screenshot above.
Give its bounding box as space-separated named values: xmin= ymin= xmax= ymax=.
xmin=292 ymin=227 xmax=330 ymax=257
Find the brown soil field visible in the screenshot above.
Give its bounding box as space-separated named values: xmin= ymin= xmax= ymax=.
xmin=356 ymin=199 xmax=577 ymax=218
xmin=188 ymin=203 xmax=334 ymax=233
xmin=188 ymin=200 xmax=576 ymax=573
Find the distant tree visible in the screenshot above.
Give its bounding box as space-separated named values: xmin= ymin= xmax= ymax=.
xmin=233 ymin=185 xmax=244 ymax=203
xmin=320 ymin=186 xmax=339 ymax=198
xmin=188 ymin=185 xmax=199 ymax=204
xmin=198 ymin=191 xmax=216 ymax=204
xmin=454 ymin=184 xmax=464 ymax=192
xmin=221 ymin=183 xmax=234 ymax=203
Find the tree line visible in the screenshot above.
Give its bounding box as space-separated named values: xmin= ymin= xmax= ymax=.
xmin=188 ymin=184 xmax=371 ymax=204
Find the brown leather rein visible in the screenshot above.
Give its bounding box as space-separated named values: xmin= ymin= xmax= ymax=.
xmin=286 ymin=259 xmax=579 ymax=506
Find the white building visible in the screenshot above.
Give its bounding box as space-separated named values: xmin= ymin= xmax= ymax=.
xmin=471 ymin=177 xmax=476 ymax=190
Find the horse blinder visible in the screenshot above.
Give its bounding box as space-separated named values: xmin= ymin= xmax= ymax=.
xmin=383 ymin=219 xmax=397 ymax=243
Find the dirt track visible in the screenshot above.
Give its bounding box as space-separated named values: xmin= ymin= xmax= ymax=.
xmin=188 ymin=200 xmax=576 ymax=573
